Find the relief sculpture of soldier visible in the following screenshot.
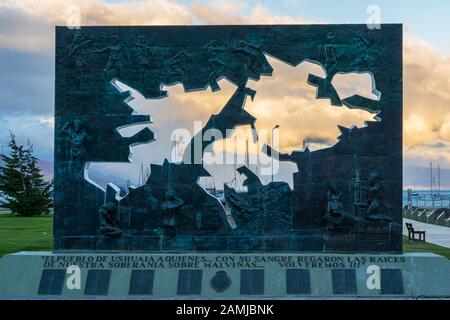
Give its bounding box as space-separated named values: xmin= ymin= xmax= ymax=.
xmin=67 ymin=31 xmax=92 ymax=88
xmin=233 ymin=40 xmax=265 ymax=79
xmin=161 ymin=189 xmax=184 ymax=238
xmin=95 ymin=35 xmax=130 ymax=80
xmin=322 ymin=181 xmax=358 ymax=230
xmin=203 ymin=40 xmax=226 ymax=91
xmin=365 ymin=169 xmax=390 ymax=222
xmin=99 ymin=202 xmax=121 ymax=237
xmin=60 ymin=119 xmax=88 ymax=179
xmin=323 ymin=181 xmax=344 ymax=228
xmin=350 ymin=34 xmax=378 ymax=69
xmin=353 ymin=168 xmax=391 ymax=228
xmin=164 ymin=51 xmax=191 ymax=80
xmin=134 ymin=35 xmax=156 ymax=67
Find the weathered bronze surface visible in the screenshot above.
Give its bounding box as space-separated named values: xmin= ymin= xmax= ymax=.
xmin=54 ymin=25 xmax=402 ymax=252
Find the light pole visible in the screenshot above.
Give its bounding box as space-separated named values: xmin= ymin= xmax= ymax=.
xmin=271 ymin=124 xmax=280 ymax=183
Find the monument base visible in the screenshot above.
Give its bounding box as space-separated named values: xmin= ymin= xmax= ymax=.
xmin=0 ymin=252 xmax=448 ymax=299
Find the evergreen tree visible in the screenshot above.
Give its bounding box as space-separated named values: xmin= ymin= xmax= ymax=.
xmin=0 ymin=133 xmax=53 ymax=216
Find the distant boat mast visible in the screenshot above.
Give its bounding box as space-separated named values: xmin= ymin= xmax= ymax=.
xmin=430 ymin=162 xmax=434 ymax=206
xmin=438 ymin=164 xmax=441 ymax=195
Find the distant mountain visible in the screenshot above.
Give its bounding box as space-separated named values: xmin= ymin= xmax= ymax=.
xmin=87 ymin=169 xmax=129 ymax=191
xmin=34 ymin=160 xmax=129 ymax=190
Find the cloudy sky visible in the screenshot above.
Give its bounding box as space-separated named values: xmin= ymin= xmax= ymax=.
xmin=0 ymin=0 xmax=449 ymax=189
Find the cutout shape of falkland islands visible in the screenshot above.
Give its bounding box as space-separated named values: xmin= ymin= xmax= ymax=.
xmin=1 ymin=25 xmax=449 ymax=299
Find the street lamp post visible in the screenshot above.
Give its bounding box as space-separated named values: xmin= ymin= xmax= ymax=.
xmin=271 ymin=124 xmax=280 ymax=183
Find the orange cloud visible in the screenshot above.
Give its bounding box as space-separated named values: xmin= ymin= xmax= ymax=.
xmin=0 ymin=0 xmax=191 ymax=52
xmin=191 ymin=0 xmax=314 ymax=25
xmin=246 ymin=56 xmax=377 ymax=153
xmin=403 ymin=35 xmax=450 ymax=165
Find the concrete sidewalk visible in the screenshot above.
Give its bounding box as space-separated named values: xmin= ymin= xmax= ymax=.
xmin=403 ymin=218 xmax=450 ymax=248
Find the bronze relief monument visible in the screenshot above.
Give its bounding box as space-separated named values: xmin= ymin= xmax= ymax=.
xmin=54 ymin=25 xmax=402 ymax=253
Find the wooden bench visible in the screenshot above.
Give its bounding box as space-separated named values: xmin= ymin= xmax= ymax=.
xmin=406 ymin=223 xmax=426 ymax=242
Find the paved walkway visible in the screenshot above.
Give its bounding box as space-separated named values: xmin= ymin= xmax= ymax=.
xmin=403 ymin=218 xmax=450 ymax=248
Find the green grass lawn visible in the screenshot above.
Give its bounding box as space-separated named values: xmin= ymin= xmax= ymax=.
xmin=0 ymin=214 xmax=449 ymax=259
xmin=402 ymin=236 xmax=450 ymax=259
xmin=0 ymin=214 xmax=53 ymax=257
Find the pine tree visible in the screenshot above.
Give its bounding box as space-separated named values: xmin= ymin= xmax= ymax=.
xmin=0 ymin=133 xmax=53 ymax=216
